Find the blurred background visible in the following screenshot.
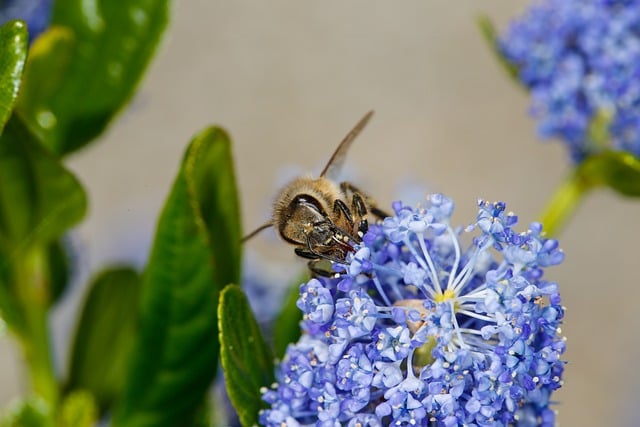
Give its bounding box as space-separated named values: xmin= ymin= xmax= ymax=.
xmin=3 ymin=0 xmax=639 ymax=425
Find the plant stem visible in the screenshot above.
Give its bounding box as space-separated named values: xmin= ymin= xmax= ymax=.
xmin=539 ymin=170 xmax=593 ymax=238
xmin=14 ymin=245 xmax=59 ymax=408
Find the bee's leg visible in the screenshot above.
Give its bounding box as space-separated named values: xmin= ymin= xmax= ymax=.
xmin=333 ymin=199 xmax=358 ymax=241
xmin=300 ymin=238 xmax=347 ymax=264
xmin=369 ymin=206 xmax=390 ymax=220
xmin=340 ymin=181 xmax=390 ymax=219
xmin=312 ymin=219 xmax=355 ymax=248
xmin=295 ymin=247 xmax=321 ymax=260
xmin=351 ymin=193 xmax=369 ymax=238
xmin=294 ymin=248 xmax=335 ymax=277
xmin=316 ymin=250 xmax=347 ymax=264
xmin=333 ymin=199 xmax=353 ymax=224
xmin=307 ymin=259 xmax=336 ymax=277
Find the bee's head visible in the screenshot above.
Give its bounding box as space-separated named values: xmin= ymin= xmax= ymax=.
xmin=277 ymin=194 xmax=332 ymax=245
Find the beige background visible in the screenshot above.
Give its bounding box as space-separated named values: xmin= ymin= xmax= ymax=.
xmin=2 ymin=1 xmax=640 ymax=425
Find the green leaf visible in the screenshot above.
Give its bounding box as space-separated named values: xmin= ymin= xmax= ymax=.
xmin=0 ymin=259 xmax=23 ymax=335
xmin=57 ymin=391 xmax=98 ymax=427
xmin=66 ymin=267 xmax=142 ymax=413
xmin=219 ymin=285 xmax=274 ymax=427
xmin=190 ymin=400 xmax=212 ymax=427
xmin=272 ymin=273 xmax=307 ymax=360
xmin=15 ymin=26 xmax=75 ymax=142
xmin=47 ymin=239 xmax=72 ymax=306
xmin=113 ymin=126 xmax=242 ymax=427
xmin=0 ymin=20 xmax=28 ymax=134
xmin=16 ymin=0 xmax=170 ymax=155
xmin=477 ymin=15 xmax=519 ymax=82
xmin=0 ymin=113 xmax=86 ymax=335
xmin=187 ymin=127 xmax=242 ymax=288
xmin=0 ymin=396 xmax=53 ymax=427
xmin=0 ymin=114 xmax=87 ymax=253
xmin=579 ymin=150 xmax=640 ymax=196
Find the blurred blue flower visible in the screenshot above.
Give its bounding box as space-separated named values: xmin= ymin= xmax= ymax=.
xmin=500 ymin=0 xmax=640 ymax=163
xmin=0 ymin=0 xmax=53 ymax=41
xmin=242 ymin=250 xmax=299 ymax=325
xmin=261 ymin=195 xmax=566 ymax=426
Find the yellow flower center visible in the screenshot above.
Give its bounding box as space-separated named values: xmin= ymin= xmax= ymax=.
xmin=434 ymin=289 xmax=456 ymax=303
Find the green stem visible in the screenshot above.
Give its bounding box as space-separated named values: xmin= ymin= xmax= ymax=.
xmin=13 ymin=245 xmax=59 ymax=408
xmin=538 ymin=170 xmax=593 ymax=238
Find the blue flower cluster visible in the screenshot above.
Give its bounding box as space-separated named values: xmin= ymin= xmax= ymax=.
xmin=261 ymin=195 xmax=566 ymax=426
xmin=499 ymin=0 xmax=640 ymax=163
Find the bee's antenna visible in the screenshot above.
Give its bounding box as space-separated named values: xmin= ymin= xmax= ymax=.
xmin=242 ymin=222 xmax=273 ymax=243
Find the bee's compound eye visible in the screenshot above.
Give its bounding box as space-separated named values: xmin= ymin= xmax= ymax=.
xmin=278 ymin=194 xmax=330 ymax=244
xmin=290 ymin=194 xmax=326 ymax=216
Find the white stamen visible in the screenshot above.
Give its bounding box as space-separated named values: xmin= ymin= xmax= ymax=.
xmin=417 ymin=236 xmax=443 ymax=294
xmin=450 ymin=301 xmax=468 ymax=349
xmin=404 ymin=237 xmax=440 ymax=293
xmin=446 ymin=225 xmax=461 ymax=290
xmin=457 ymin=310 xmax=495 ymax=323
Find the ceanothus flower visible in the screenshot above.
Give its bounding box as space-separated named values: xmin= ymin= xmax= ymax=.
xmin=499 ymin=0 xmax=640 ymax=163
xmin=261 ymin=194 xmax=566 ymax=426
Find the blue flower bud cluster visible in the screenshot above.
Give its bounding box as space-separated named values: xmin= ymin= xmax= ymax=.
xmin=499 ymin=0 xmax=640 ymax=163
xmin=261 ymin=195 xmax=566 ymax=426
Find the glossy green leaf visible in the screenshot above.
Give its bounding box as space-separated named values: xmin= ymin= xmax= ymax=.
xmin=16 ymin=0 xmax=170 ymax=155
xmin=113 ymin=127 xmax=242 ymax=427
xmin=219 ymin=285 xmax=274 ymax=427
xmin=273 ymin=273 xmax=307 ymax=360
xmin=579 ymin=150 xmax=640 ymax=196
xmin=66 ymin=267 xmax=142 ymax=413
xmin=15 ymin=26 xmax=75 ymax=143
xmin=0 ymin=114 xmax=87 ymax=252
xmin=187 ymin=127 xmax=242 ymax=289
xmin=57 ymin=391 xmax=98 ymax=427
xmin=477 ymin=15 xmax=519 ymax=82
xmin=0 ymin=20 xmax=28 ymax=133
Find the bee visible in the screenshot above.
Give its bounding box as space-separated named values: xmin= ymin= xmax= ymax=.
xmin=243 ymin=111 xmax=387 ymax=275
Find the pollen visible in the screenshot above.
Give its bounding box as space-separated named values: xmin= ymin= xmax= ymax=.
xmin=434 ymin=289 xmax=456 ymax=303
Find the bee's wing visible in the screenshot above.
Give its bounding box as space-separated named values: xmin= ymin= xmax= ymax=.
xmin=320 ymin=110 xmax=374 ymax=179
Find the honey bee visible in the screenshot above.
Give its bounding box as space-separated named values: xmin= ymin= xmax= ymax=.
xmin=243 ymin=111 xmax=387 ymax=275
